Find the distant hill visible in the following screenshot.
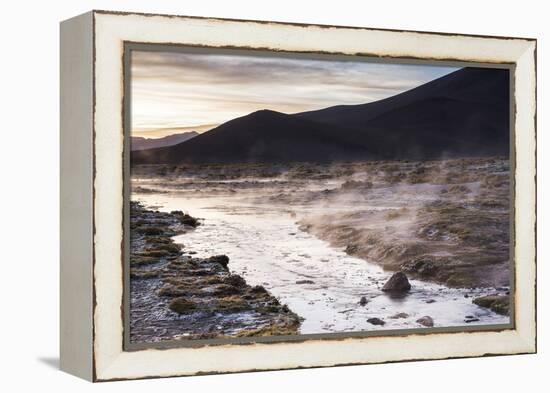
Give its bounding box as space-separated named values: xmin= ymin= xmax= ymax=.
xmin=131 ymin=131 xmax=198 ymax=151
xmin=132 ymin=67 xmax=509 ymax=164
xmin=132 ymin=110 xmax=372 ymax=163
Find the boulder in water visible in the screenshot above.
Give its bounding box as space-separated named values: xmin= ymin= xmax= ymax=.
xmin=382 ymin=272 xmax=411 ymax=292
xmin=367 ymin=317 xmax=385 ymax=326
xmin=416 ymin=316 xmax=434 ymax=327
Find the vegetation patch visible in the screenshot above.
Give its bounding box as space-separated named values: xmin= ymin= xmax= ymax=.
xmin=236 ymin=325 xmax=299 ymax=337
xmin=171 ymin=210 xmax=200 ymax=227
xmin=473 ymin=295 xmax=509 ymax=315
xmin=169 ymin=297 xmax=197 ymax=314
xmin=217 ymin=296 xmax=249 ymax=312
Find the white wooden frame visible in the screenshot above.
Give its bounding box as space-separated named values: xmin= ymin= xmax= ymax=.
xmin=60 ymin=10 xmax=537 ymax=382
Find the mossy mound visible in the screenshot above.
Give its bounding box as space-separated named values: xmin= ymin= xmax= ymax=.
xmin=171 ymin=210 xmax=200 ymax=227
xmin=473 ymin=295 xmax=509 ymax=315
xmin=135 ymin=226 xmax=164 ymax=235
xmin=130 ymin=269 xmax=161 ymax=279
xmin=236 ymin=325 xmax=299 ymax=337
xmin=131 ymin=255 xmax=158 ymax=266
xmin=217 ymin=295 xmax=248 ymax=312
xmin=169 ymin=297 xmax=197 ymax=314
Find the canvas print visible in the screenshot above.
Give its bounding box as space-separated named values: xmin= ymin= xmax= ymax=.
xmin=127 ymin=49 xmax=512 ymax=345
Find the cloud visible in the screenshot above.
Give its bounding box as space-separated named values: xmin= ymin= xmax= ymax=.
xmin=131 ymin=49 xmax=457 ymax=135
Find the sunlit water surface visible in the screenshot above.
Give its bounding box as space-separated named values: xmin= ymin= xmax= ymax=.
xmin=134 ymin=191 xmax=509 ymax=334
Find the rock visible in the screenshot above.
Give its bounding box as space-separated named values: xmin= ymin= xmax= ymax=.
xmin=416 ymin=316 xmax=434 ymax=327
xmin=425 ymin=299 xmax=436 ymax=304
xmin=382 ymin=272 xmax=411 ymax=292
xmin=224 ymin=274 xmax=246 ymax=287
xmin=401 ymin=258 xmax=438 ymax=277
xmin=345 ymin=244 xmax=358 ymax=254
xmin=135 ymin=226 xmax=164 ymax=236
xmin=250 ymin=285 xmax=268 ymax=294
xmin=367 ymin=317 xmax=385 ymax=326
xmin=472 ymin=295 xmax=509 ymax=315
xmin=296 ymin=280 xmax=315 ymax=285
xmin=212 ymin=284 xmax=242 ymax=296
xmin=389 ymin=312 xmax=409 ymax=319
xmin=171 ymin=210 xmax=200 ymax=227
xmin=208 ymin=255 xmax=230 ymax=270
xmin=216 ymin=295 xmax=248 ymax=312
xmin=168 ymin=297 xmax=197 ymax=314
xmin=359 ymin=296 xmax=368 ymax=306
xmin=464 ymin=317 xmax=480 ymax=323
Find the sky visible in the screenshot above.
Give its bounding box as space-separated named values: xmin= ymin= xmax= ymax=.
xmin=131 ymin=50 xmax=458 ymax=138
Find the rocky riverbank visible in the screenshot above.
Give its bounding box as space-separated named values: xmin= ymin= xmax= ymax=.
xmin=129 ymin=202 xmax=301 ymax=343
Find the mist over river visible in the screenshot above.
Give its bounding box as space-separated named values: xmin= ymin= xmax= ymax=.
xmin=132 ymin=158 xmax=511 ymax=335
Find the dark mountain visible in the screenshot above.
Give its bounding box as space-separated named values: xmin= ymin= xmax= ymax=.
xmin=132 ymin=67 xmax=509 ymax=164
xmin=296 ymin=67 xmax=510 ymax=159
xmin=131 ymin=131 xmax=198 ymax=151
xmin=132 ymin=110 xmax=373 ymax=163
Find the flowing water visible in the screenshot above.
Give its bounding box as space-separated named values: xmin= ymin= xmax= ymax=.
xmin=134 ymin=189 xmax=509 ymax=334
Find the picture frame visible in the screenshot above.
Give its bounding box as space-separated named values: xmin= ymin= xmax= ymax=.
xmin=60 ymin=10 xmax=537 ymax=381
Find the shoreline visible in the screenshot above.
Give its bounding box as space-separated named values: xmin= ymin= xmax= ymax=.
xmin=298 ymin=218 xmax=510 ymax=316
xmin=129 ymin=201 xmax=301 ymax=343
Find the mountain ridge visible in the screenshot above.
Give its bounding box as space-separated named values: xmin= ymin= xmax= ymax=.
xmin=132 ymin=67 xmax=510 ymax=164
xmin=131 ymin=131 xmax=199 ymax=151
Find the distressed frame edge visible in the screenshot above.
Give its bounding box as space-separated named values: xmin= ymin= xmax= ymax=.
xmin=512 ymin=40 xmax=537 ymax=354
xmin=91 ymin=11 xmax=537 ymax=381
xmin=91 ymin=8 xmax=538 ymax=42
xmin=59 ymin=11 xmax=95 ymax=381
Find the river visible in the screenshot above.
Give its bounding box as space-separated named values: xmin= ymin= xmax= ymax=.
xmin=134 ymin=189 xmax=508 ymax=334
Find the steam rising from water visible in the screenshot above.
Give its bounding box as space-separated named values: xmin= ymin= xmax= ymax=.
xmin=132 ymin=157 xmax=511 ymax=333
